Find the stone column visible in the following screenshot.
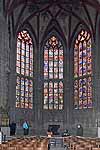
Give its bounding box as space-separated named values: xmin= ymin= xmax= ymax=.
xmin=34 ymin=13 xmax=43 ymax=134
xmin=0 ymin=12 xmax=10 ymax=126
xmin=8 ymin=36 xmax=16 ymax=122
xmin=94 ymin=39 xmax=100 ymax=127
xmin=0 ymin=0 xmax=3 ymax=14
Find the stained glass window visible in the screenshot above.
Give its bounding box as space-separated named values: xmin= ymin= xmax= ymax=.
xmin=74 ymin=30 xmax=92 ymax=109
xmin=43 ymin=36 xmax=64 ymax=110
xmin=16 ymin=30 xmax=33 ymax=109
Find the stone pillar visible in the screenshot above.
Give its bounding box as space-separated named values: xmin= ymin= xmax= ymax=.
xmin=8 ymin=32 xmax=16 ymax=121
xmin=93 ymin=31 xmax=100 ymax=128
xmin=0 ymin=13 xmax=10 ymax=126
xmin=34 ymin=13 xmax=43 ymax=134
xmin=0 ymin=0 xmax=3 ymax=14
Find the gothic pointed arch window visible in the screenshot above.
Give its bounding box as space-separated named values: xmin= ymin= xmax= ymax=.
xmin=74 ymin=29 xmax=92 ymax=109
xmin=16 ymin=30 xmax=33 ymax=109
xmin=43 ymin=35 xmax=64 ymax=110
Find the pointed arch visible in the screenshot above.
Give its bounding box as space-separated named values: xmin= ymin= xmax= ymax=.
xmin=43 ymin=33 xmax=65 ymax=110
xmin=41 ymin=19 xmax=67 ymax=47
xmin=16 ymin=30 xmax=33 ymax=109
xmin=73 ymin=29 xmax=93 ymax=109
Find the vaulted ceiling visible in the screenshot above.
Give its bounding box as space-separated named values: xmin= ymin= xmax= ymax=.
xmin=4 ymin=0 xmax=100 ymax=40
xmin=5 ymin=0 xmax=100 ymax=16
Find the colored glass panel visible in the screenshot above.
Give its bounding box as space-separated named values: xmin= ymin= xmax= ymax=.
xmin=74 ymin=30 xmax=92 ymax=109
xmin=43 ymin=36 xmax=64 ymax=110
xmin=87 ymin=77 xmax=92 ymax=108
xmin=44 ymin=82 xmax=48 ymax=109
xmin=16 ymin=30 xmax=33 ymax=109
xmin=16 ymin=76 xmax=20 ymax=108
xmin=74 ymin=80 xmax=78 ymax=109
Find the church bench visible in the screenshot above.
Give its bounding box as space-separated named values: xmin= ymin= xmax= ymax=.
xmin=0 ymin=137 xmax=48 ymax=150
xmin=64 ymin=136 xmax=100 ymax=150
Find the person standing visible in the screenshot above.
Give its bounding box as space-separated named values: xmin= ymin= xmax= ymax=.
xmin=22 ymin=121 xmax=29 ymax=135
xmin=10 ymin=122 xmax=16 ymax=136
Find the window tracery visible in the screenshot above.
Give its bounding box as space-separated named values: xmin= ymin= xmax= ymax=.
xmin=74 ymin=30 xmax=92 ymax=109
xmin=43 ymin=36 xmax=64 ymax=110
xmin=16 ymin=30 xmax=33 ymax=109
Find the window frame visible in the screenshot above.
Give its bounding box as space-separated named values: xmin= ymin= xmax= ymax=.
xmin=42 ymin=34 xmax=65 ymax=110
xmin=73 ymin=29 xmax=93 ymax=110
xmin=16 ymin=30 xmax=34 ymax=109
